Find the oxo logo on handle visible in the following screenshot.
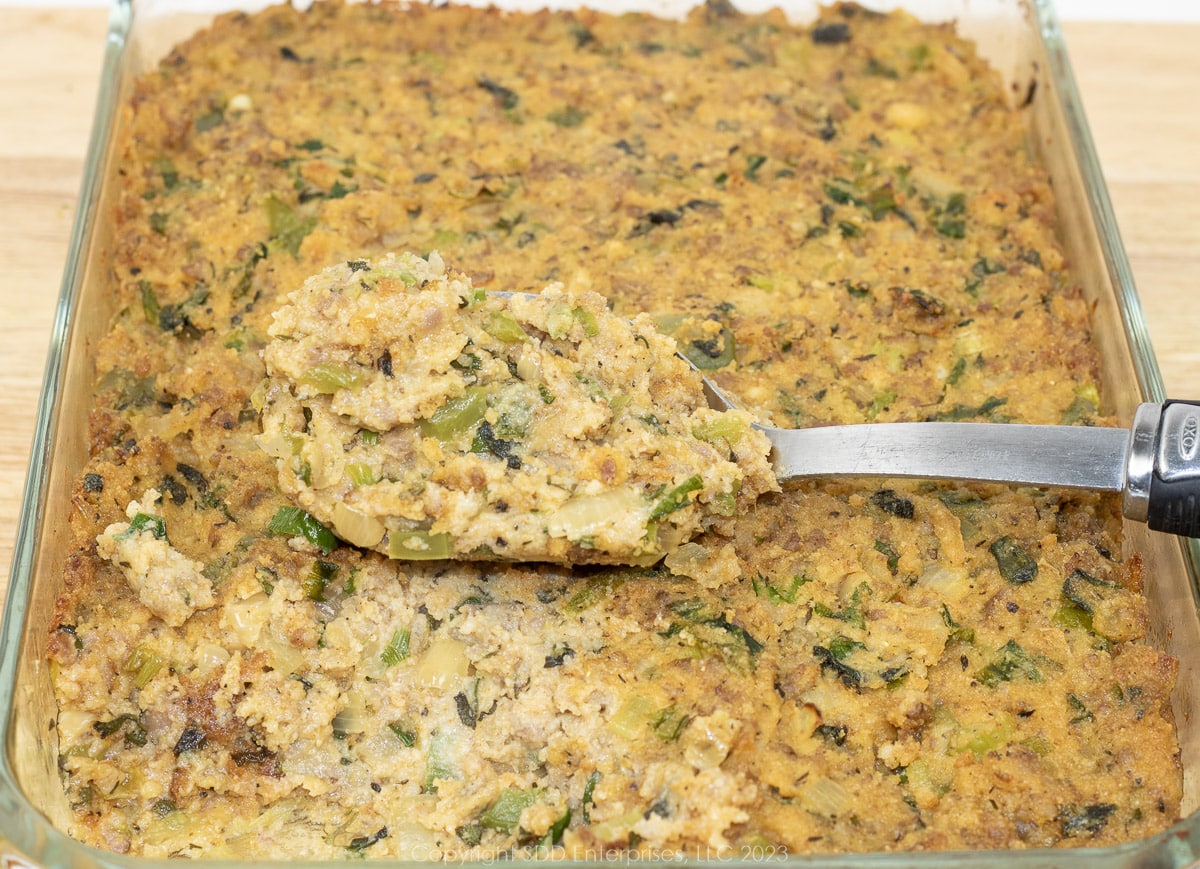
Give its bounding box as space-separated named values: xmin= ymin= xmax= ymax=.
xmin=1180 ymin=412 xmax=1199 ymax=461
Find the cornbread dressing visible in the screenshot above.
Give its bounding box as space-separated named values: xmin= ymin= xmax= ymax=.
xmin=257 ymin=252 xmax=777 ymax=564
xmin=50 ymin=0 xmax=1181 ymax=860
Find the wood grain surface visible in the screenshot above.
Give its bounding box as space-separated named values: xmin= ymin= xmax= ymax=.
xmin=0 ymin=8 xmax=1196 ymax=605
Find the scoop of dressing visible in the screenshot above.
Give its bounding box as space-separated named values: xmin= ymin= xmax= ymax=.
xmin=257 ymin=251 xmax=778 ymax=565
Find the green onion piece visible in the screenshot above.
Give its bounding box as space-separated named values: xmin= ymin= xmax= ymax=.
xmin=652 ymin=705 xmax=691 ymax=742
xmin=303 ymin=559 xmax=339 ymax=601
xmin=388 ymin=722 xmax=417 ymax=746
xmin=139 ymin=280 xmax=160 ymax=325
xmin=828 ymin=635 xmax=865 ymax=661
xmin=127 ymin=512 xmax=168 ymax=541
xmin=538 ymin=808 xmax=572 ymax=850
xmin=481 ymin=787 xmax=540 ymax=833
xmin=359 ymin=429 xmax=380 ymax=446
xmin=990 ymin=536 xmax=1038 ymax=584
xmin=752 ymin=573 xmax=809 ymax=605
xmin=976 ymin=639 xmax=1041 ymax=687
xmin=267 ymin=505 xmax=338 ymax=554
xmin=581 ymin=771 xmax=600 ymax=824
xmin=419 ymin=387 xmax=488 ymax=442
xmin=546 ymin=105 xmax=587 ymax=127
xmin=381 ymin=628 xmax=412 ymax=667
xmin=300 ymin=363 xmax=364 ymax=394
xmin=682 ymin=326 xmax=736 ymax=370
xmin=1023 ymin=735 xmax=1053 ymax=756
xmin=264 ymin=194 xmax=316 ymax=258
xmin=388 ymin=530 xmax=452 ymax=560
xmin=649 ymin=475 xmax=704 ymax=521
xmin=564 ymin=577 xmax=622 ymax=614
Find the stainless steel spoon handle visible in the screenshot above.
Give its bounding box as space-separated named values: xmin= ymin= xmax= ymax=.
xmin=1126 ymin=401 xmax=1200 ymax=537
xmin=756 ymin=401 xmax=1200 ymax=539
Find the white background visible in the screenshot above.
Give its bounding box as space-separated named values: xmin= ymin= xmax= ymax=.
xmin=4 ymin=0 xmax=1200 ymax=17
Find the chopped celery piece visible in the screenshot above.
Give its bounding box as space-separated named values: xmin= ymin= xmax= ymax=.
xmin=381 ymin=628 xmax=412 ymax=667
xmin=693 ymin=414 xmax=747 ymax=445
xmin=388 ymin=530 xmax=452 ymax=560
xmin=903 ymin=758 xmax=952 ymax=797
xmin=123 ymin=645 xmax=164 ymax=689
xmin=710 ymin=489 xmax=738 ymax=516
xmin=419 ymin=387 xmax=487 ymax=442
xmin=573 ymin=306 xmax=599 ymax=337
xmin=609 ymin=693 xmax=658 ymax=739
xmin=345 ymin=463 xmax=377 ymax=486
xmin=481 ymin=787 xmax=540 ymax=833
xmin=369 ymin=266 xmax=418 ymax=286
xmin=299 ymin=363 xmax=364 ymax=394
xmin=648 ymin=475 xmax=704 ymax=521
xmin=483 ymin=310 xmax=529 ymax=343
xmin=545 ymin=302 xmax=574 ymax=339
xmin=267 ymin=505 xmax=338 ymax=553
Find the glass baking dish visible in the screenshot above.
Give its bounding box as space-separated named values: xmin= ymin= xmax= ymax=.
xmin=2 ymin=0 xmax=1199 ymax=866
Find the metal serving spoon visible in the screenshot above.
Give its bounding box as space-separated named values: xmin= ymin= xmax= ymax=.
xmin=499 ymin=291 xmax=1200 ymax=539
xmin=699 ymin=376 xmax=1200 ymax=539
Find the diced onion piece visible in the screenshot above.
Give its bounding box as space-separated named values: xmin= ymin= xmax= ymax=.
xmin=416 ymin=637 xmax=470 ymax=689
xmin=546 ymin=486 xmax=648 ymax=543
xmin=57 ymin=710 xmax=96 ymax=747
xmin=221 ymin=593 xmax=272 ymax=647
xmin=332 ymin=502 xmax=386 ymax=548
xmin=799 ymin=777 xmax=854 ymax=818
xmin=333 ymin=690 xmax=368 ymax=735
